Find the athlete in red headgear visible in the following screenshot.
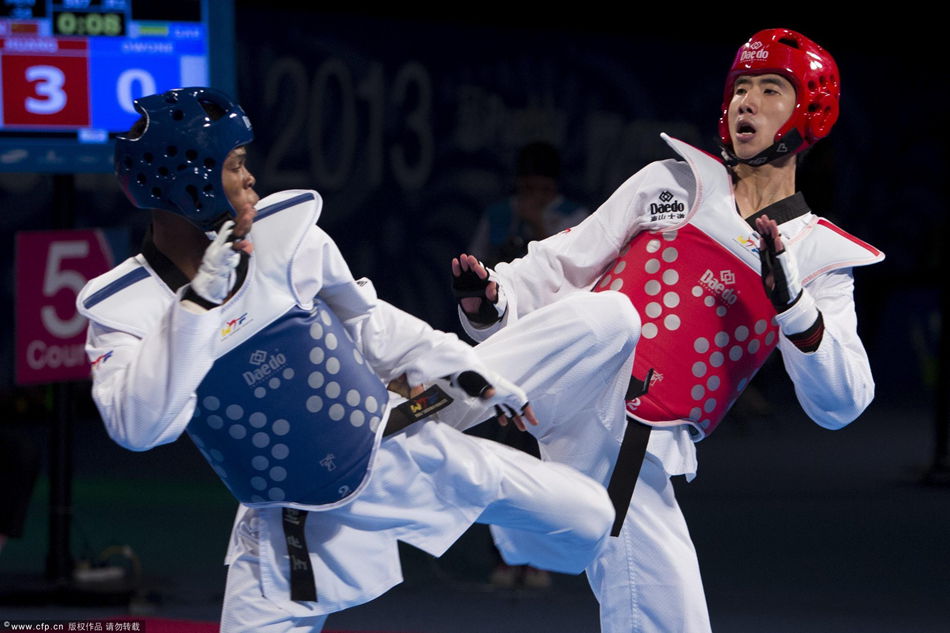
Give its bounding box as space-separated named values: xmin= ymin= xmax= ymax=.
xmin=451 ymin=28 xmax=883 ymax=632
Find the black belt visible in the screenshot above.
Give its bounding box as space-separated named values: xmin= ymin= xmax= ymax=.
xmin=383 ymin=384 xmax=454 ymax=436
xmin=606 ymin=370 xmax=655 ymax=537
xmin=282 ymin=384 xmax=454 ymax=602
xmin=282 ymin=508 xmax=317 ymax=602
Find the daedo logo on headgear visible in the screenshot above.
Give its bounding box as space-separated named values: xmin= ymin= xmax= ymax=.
xmin=243 ymin=349 xmax=287 ymax=387
xmin=699 ymin=270 xmax=738 ymax=305
xmin=740 ymin=41 xmax=769 ymax=63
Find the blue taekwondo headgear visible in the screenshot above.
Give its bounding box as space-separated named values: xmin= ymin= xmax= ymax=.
xmin=114 ymin=87 xmax=254 ymax=230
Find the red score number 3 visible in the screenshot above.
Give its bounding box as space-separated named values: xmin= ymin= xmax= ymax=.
xmin=0 ymin=45 xmax=91 ymax=126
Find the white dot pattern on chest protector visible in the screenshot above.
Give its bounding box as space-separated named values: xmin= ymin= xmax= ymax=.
xmin=190 ymin=301 xmax=392 ymax=507
xmin=306 ymin=396 xmax=323 ymax=413
xmin=613 ymin=260 xmax=626 ymax=274
xmin=308 ymin=371 xmax=324 ymax=389
xmin=610 ymin=278 xmax=624 ymax=291
xmin=600 ymin=223 xmax=787 ymax=439
xmin=249 ymin=412 xmax=267 ymax=428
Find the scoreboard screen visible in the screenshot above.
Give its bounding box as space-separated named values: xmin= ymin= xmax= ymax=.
xmin=0 ymin=0 xmax=234 ymax=172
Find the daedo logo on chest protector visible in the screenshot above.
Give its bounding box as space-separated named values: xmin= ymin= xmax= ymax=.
xmin=699 ymin=270 xmax=738 ymax=305
xmin=649 ymin=190 xmax=686 ymax=221
xmin=243 ymin=349 xmax=288 ymax=387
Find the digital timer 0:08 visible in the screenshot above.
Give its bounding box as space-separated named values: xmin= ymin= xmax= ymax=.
xmin=53 ymin=11 xmax=125 ymax=37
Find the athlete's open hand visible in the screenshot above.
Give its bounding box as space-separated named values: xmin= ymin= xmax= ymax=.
xmin=451 ymin=254 xmax=500 ymax=324
xmin=755 ymin=215 xmax=802 ymax=311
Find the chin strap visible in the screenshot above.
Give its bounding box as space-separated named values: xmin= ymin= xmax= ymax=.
xmin=720 ymin=128 xmax=805 ymax=167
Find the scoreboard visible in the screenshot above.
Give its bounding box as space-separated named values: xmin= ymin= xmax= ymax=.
xmin=0 ymin=0 xmax=234 ymax=172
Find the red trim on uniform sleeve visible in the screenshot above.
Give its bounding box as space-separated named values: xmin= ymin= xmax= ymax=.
xmin=786 ymin=311 xmax=825 ymax=353
xmin=816 ymin=219 xmax=882 ymax=257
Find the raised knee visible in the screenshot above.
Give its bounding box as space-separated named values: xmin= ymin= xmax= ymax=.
xmin=583 ymin=291 xmax=641 ymax=351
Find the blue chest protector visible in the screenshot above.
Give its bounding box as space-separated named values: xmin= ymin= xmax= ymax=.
xmin=187 ymin=297 xmax=390 ymax=509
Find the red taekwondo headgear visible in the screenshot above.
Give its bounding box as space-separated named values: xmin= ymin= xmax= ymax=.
xmin=718 ymin=28 xmax=840 ymax=166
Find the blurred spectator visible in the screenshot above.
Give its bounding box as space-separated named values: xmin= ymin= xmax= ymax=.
xmin=469 ymin=141 xmax=589 ymax=267
xmin=468 ymin=142 xmax=590 ymax=590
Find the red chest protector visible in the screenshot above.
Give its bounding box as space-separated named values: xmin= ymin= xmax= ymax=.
xmin=594 ymin=222 xmax=779 ymax=438
xmin=584 ymin=135 xmax=882 ymax=439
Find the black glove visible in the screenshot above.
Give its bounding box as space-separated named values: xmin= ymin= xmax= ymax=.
xmin=758 ymin=230 xmax=802 ymax=312
xmin=452 ymin=266 xmax=501 ymax=325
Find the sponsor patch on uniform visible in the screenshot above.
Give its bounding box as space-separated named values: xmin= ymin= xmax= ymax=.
xmin=649 ymin=190 xmax=686 ymax=221
xmin=221 ymin=312 xmax=251 ymax=339
xmin=699 ymin=269 xmax=739 ymax=305
xmin=243 ymin=349 xmax=288 ymax=388
xmin=735 ymin=234 xmax=760 ymax=255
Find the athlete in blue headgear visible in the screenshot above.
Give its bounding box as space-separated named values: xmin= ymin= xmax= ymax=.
xmin=78 ymin=87 xmax=639 ymax=631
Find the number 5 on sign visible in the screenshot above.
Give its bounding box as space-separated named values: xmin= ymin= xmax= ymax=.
xmin=15 ymin=230 xmax=115 ymax=385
